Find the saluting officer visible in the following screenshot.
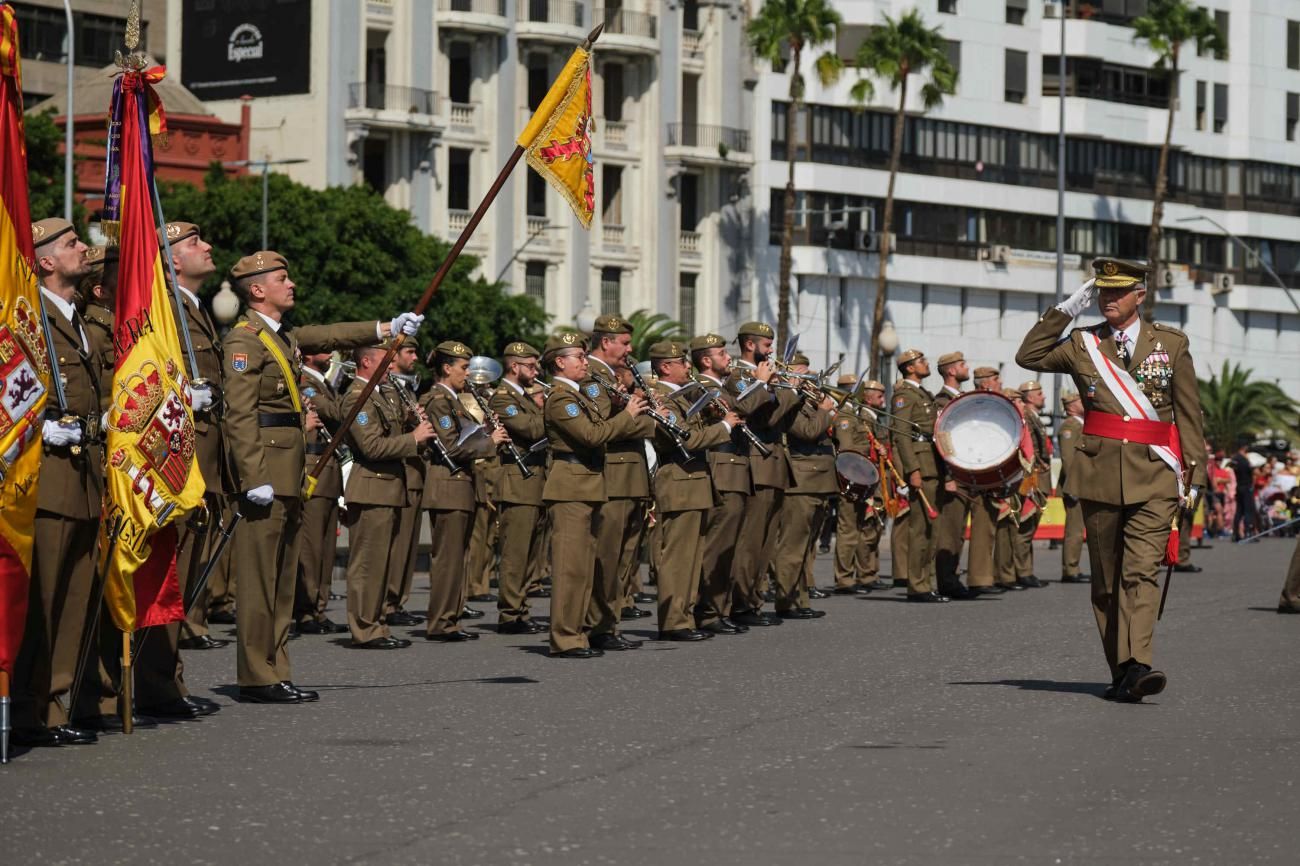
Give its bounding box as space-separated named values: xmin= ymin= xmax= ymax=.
xmin=832 ymin=378 xmax=891 ymax=594
xmin=1057 ymin=390 xmax=1091 ymax=583
xmin=489 ymin=341 xmax=549 ymax=634
xmin=222 ymin=250 xmax=421 ymax=703
xmin=1017 ymin=257 xmax=1207 ymax=702
xmin=891 ymin=349 xmax=946 ymax=603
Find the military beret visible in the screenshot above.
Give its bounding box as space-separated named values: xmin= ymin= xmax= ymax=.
xmin=31 ymin=218 xmax=75 ymax=248
xmin=1092 ymin=257 xmax=1147 ymax=290
xmin=737 ymin=321 xmax=775 ymax=339
xmin=689 ymin=333 xmax=727 ymax=351
xmin=836 ymin=374 xmax=858 ymax=388
xmin=972 ymin=366 xmax=1000 ymax=380
xmin=863 ymin=380 xmax=886 ymax=393
xmin=1002 ymin=387 xmax=1024 ymax=400
xmin=502 ymin=341 xmax=540 ymax=358
xmin=937 ymin=351 xmax=964 ymax=368
xmin=896 ymin=348 xmax=924 ymax=369
xmin=591 ymin=313 xmax=632 ymax=335
xmin=790 ymin=352 xmax=811 ymax=367
xmin=159 ymin=221 xmax=199 ymax=247
xmin=542 ymin=332 xmax=586 ymax=356
xmin=648 ymin=340 xmax=687 ymax=361
xmin=433 ymin=340 xmax=473 ymax=360
xmin=1061 ymin=390 xmax=1082 ymax=407
xmin=1019 ymin=380 xmax=1042 ymax=393
xmin=230 ymin=250 xmax=288 ymax=280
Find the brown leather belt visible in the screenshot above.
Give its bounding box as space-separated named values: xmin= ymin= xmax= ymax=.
xmin=552 ymin=452 xmax=603 ymax=469
xmin=304 ymin=442 xmax=328 ymax=455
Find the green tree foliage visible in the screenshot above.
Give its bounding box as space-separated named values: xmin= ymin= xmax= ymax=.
xmin=158 ymin=166 xmax=548 ymax=362
xmin=24 ymin=109 xmax=86 ymax=228
xmin=1197 ymin=361 xmax=1299 ymax=452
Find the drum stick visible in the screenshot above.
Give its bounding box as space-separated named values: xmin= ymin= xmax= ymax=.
xmin=866 ymin=428 xmax=938 ymax=520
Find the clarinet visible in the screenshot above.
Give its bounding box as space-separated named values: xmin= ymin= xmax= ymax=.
xmin=469 ymin=385 xmax=533 ymax=479
xmin=387 ymin=373 xmax=460 ymax=475
xmin=693 ymin=381 xmax=772 ymax=458
xmin=624 ymin=366 xmax=692 ymax=441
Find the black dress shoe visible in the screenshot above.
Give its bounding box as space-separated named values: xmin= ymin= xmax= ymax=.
xmin=620 ymin=606 xmax=652 ymax=621
xmin=832 ymin=586 xmax=861 ymax=595
xmin=1172 ymin=563 xmax=1202 ymax=573
xmin=550 ymin=647 xmax=605 ymax=658
xmin=11 ymin=726 xmax=62 ymax=747
xmin=942 ymin=585 xmax=982 ymax=601
xmin=1114 ymin=664 xmax=1166 ymax=703
xmin=906 ymin=592 xmax=950 ymax=603
xmin=296 ymin=620 xmax=331 ymax=635
xmin=207 ymin=610 xmax=237 ymax=625
xmin=1102 ymin=676 xmax=1124 ymax=701
xmin=864 ymin=579 xmax=893 ymax=591
xmin=590 ymin=633 xmax=641 ymax=651
xmin=1059 ymin=573 xmax=1091 ymax=584
xmin=50 ymin=725 xmax=98 ymax=745
xmin=633 ymin=592 xmax=656 ymax=604
xmin=1278 ymin=605 xmax=1300 ymax=614
xmin=970 ymin=585 xmax=1006 ymax=595
xmin=892 ymin=578 xmax=909 ymax=588
xmin=700 ymin=620 xmax=742 ymax=635
xmin=178 ymin=634 xmax=230 ymax=650
xmin=460 ymin=606 xmax=486 ymax=620
xmin=807 ymin=587 xmax=831 ymax=600
xmin=998 ymin=582 xmax=1027 ymax=591
xmin=281 ymin=681 xmax=320 ymax=703
xmin=238 ymin=683 xmax=300 ymax=704
xmin=777 ymin=607 xmax=826 ymax=619
xmin=498 ymin=620 xmax=545 ymax=634
xmin=185 ymin=695 xmax=222 ymax=715
xmin=526 ymin=587 xmax=552 ymax=598
xmin=1016 ymin=576 xmax=1047 ymax=588
xmin=385 ymin=611 xmax=420 ymax=627
xmin=76 ymin=713 xmax=158 ymax=732
xmin=139 ymin=696 xmax=220 ymax=719
xmin=329 ymin=590 xmax=345 ymax=601
xmin=731 ymin=610 xmax=782 ymax=627
xmin=468 ymin=593 xmax=499 ymax=602
xmin=353 ymin=636 xmax=411 ymax=649
xmin=320 ymin=617 xmax=349 ymax=634
xmin=720 ymin=616 xmax=749 ymax=633
xmin=426 ymin=631 xmax=479 ymax=642
xmin=659 ymin=628 xmax=713 ymax=641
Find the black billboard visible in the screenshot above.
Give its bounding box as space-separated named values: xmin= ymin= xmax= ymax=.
xmin=181 ymin=0 xmax=312 ymax=100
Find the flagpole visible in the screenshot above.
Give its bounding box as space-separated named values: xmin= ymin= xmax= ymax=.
xmin=119 ymin=631 xmax=133 ymax=734
xmin=1 ymin=669 xmax=10 ymax=764
xmin=305 ymin=24 xmax=604 ymax=489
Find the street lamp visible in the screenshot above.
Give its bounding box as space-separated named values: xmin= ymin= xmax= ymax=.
xmin=494 ymin=222 xmax=561 ymax=283
xmin=575 ymin=299 xmax=597 ymax=334
xmin=223 ymin=157 xmax=309 ymax=249
xmin=212 ymin=279 xmax=240 ymax=327
xmin=1175 ymin=215 xmax=1300 ymax=315
xmin=877 ymin=320 xmax=898 ymax=399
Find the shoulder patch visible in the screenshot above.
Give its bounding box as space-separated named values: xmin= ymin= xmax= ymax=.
xmin=357 ymin=411 xmax=369 ymax=426
xmin=1060 ymin=430 xmax=1072 ymax=439
xmin=505 ymin=404 xmax=518 ymax=417
xmin=585 ymin=383 xmax=601 ymax=399
xmin=894 ymin=397 xmax=906 ymax=409
xmin=231 ymin=353 xmax=248 ymax=373
xmin=565 ymin=402 xmax=580 ymax=418
xmin=438 ymin=415 xmax=453 ymax=430
xmin=838 ymin=419 xmax=851 ymax=429
xmin=302 ymin=386 xmax=317 ymax=398
xmin=666 ymin=412 xmax=677 ymax=424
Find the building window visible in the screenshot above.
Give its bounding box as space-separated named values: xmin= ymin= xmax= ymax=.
xmin=837 ymin=25 xmax=871 ymax=65
xmin=1213 ymin=10 xmax=1229 ymax=60
xmin=448 ymin=42 xmax=473 ymax=104
xmin=944 ymin=40 xmax=961 ymax=79
xmin=527 ymin=53 xmax=550 ymax=110
xmin=526 ymin=170 xmax=547 ymax=217
xmin=1196 ymin=81 xmax=1206 ymax=131
xmin=1289 ymin=21 xmax=1300 ymax=70
xmin=600 ymin=267 xmax=622 ymax=314
xmin=602 ymin=165 xmax=623 ymax=225
xmin=363 ymin=139 xmax=387 ymax=192
xmin=678 ymin=273 xmax=698 ymax=332
xmin=447 ymin=148 xmax=471 ymax=210
xmin=1288 ymin=93 xmax=1299 ymax=142
xmin=603 ymin=62 xmax=624 ymax=122
xmin=938 ymin=0 xmax=957 ymax=13
xmin=1006 ymin=0 xmax=1027 ymax=26
xmin=1005 ymin=49 xmax=1027 ymax=104
xmin=1213 ymin=83 xmax=1227 ymax=133
xmin=524 ymin=261 xmax=547 ymax=305
xmin=679 ymin=173 xmax=700 ymax=231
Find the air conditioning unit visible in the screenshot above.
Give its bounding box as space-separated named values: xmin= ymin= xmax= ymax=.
xmin=979 ymin=244 xmax=1012 ymax=263
xmin=854 ymin=231 xmax=896 ymax=253
xmin=1210 ymin=271 xmax=1235 ymax=295
xmin=1157 ymin=268 xmax=1177 ymax=289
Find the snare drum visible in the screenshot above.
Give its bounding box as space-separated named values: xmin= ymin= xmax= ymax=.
xmin=835 ymin=451 xmax=880 ymax=502
xmin=933 ymin=392 xmax=1028 ymax=490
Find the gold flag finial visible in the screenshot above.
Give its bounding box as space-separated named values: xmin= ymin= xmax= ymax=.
xmin=125 ymin=0 xmax=141 ymax=50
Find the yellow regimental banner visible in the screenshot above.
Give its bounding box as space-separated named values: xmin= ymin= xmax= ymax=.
xmin=517 ymin=44 xmax=595 ymax=228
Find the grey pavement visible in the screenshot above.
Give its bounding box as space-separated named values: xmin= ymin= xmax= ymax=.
xmin=4 ymin=535 xmax=1299 ymax=865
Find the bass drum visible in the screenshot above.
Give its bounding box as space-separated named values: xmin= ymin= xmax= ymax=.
xmin=933 ymin=391 xmax=1029 ymax=490
xmin=835 ymin=450 xmax=880 ymax=502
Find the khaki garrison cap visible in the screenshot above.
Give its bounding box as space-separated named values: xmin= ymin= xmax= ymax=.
xmin=937 ymin=351 xmax=964 ymax=369
xmin=502 ymin=341 xmax=540 ymax=358
xmin=433 ymin=340 xmax=473 ymax=360
xmin=1092 ymin=257 xmax=1148 ymax=290
xmin=1002 ymin=387 xmax=1024 ymax=400
xmin=972 ymin=366 xmax=999 ymax=380
xmin=543 ymin=331 xmax=586 ymax=356
xmin=1019 ymin=380 xmax=1042 ymax=393
xmin=836 ymin=374 xmax=858 ymax=388
xmin=648 ymin=340 xmax=688 ymax=361
xmin=896 ymin=348 xmax=924 ymax=369
xmin=592 ymin=313 xmax=632 ymax=334
xmin=159 ymin=221 xmax=200 ymax=246
xmin=31 ymin=218 xmax=75 ymax=248
xmin=689 ymin=333 xmax=727 ymax=351
xmin=84 ymin=245 xmax=118 ymax=267
xmin=790 ymin=352 xmax=811 ymax=367
xmin=230 ymin=250 xmax=289 ymax=280
xmin=1061 ymin=390 xmax=1082 ymax=407
xmin=863 ymin=380 xmax=886 ymax=393
xmin=736 ymin=321 xmax=775 ymax=339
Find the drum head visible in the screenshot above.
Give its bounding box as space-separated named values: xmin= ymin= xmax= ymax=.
xmin=934 ymin=393 xmax=1023 ymax=471
xmin=835 ymin=452 xmax=880 ymax=486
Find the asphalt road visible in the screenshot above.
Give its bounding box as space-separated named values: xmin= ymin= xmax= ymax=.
xmin=5 ymin=535 xmax=1299 ymax=865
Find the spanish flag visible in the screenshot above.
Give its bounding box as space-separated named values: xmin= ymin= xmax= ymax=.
xmin=517 ymin=36 xmax=596 ymax=228
xmin=99 ymin=65 xmax=204 ymax=632
xmin=0 ymin=3 xmax=46 ymax=684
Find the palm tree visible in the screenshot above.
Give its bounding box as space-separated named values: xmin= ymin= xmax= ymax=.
xmin=1133 ymin=1 xmax=1224 ymax=320
xmin=625 ymin=309 xmax=687 ymax=361
xmin=847 ymin=10 xmax=956 ymax=378
xmin=1198 ymin=361 xmax=1299 ymax=452
xmin=747 ymin=0 xmax=843 ymax=347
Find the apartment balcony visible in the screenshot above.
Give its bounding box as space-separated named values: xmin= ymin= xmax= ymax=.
xmin=596 ymin=8 xmax=657 ymax=56
xmin=666 ymin=123 xmax=752 ymax=167
xmin=445 ymin=101 xmax=485 ymax=139
xmin=517 ymin=0 xmax=587 ymax=44
xmin=679 ymin=230 xmax=701 ymax=258
xmin=448 ymin=209 xmax=489 ymax=250
xmin=435 ymin=0 xmax=510 ymax=34
xmin=597 ymin=119 xmax=635 ymax=153
xmin=681 ymin=29 xmax=704 ymax=69
xmin=345 ymin=83 xmax=442 ymax=132
xmin=601 ymin=223 xmax=627 ymax=248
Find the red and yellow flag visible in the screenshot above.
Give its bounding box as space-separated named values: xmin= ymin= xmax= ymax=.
xmin=517 ymin=41 xmax=595 ymax=228
xmin=99 ymin=65 xmax=204 ymax=632
xmin=0 ymin=2 xmax=48 ymax=676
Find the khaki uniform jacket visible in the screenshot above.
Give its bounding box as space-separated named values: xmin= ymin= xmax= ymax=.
xmin=222 ymin=310 xmax=379 ymax=498
xmin=82 ymin=301 xmax=115 ymax=413
xmin=38 ymin=298 xmax=103 ymax=519
xmin=932 ymin=385 xmax=962 ymax=413
xmin=786 ymin=401 xmax=837 ymax=495
xmin=1025 ymin=410 xmax=1052 ymax=496
xmin=698 ymin=372 xmax=759 ymax=495
xmin=650 ymin=382 xmax=732 ymax=513
xmin=300 ymin=368 xmax=343 ymax=501
xmin=834 ymin=406 xmax=886 ymax=508
xmin=1057 ymin=414 xmax=1084 ymax=495
xmin=489 ymin=381 xmax=547 ymax=506
xmin=461 ymin=390 xmax=501 ymax=506
xmin=1015 ymin=307 xmax=1208 ymax=505
xmin=421 ymin=384 xmax=495 ymax=511
xmin=342 ymin=377 xmax=416 ymax=507
xmin=891 ymin=379 xmax=941 ymax=480
xmin=582 ymin=356 xmax=649 ymax=499
xmin=725 ymin=367 xmax=800 ymax=489
xmin=542 ymin=379 xmax=652 ymax=503
xmin=172 ymin=288 xmax=230 ymax=495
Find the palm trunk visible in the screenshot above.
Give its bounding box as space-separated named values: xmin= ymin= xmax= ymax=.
xmin=870 ymin=73 xmax=908 ymax=379
xmin=777 ymin=43 xmax=802 ymax=348
xmin=1144 ymin=51 xmax=1178 ymax=322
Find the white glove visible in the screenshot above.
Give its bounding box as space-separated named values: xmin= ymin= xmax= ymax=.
xmin=42 ymin=419 xmax=82 ymax=447
xmin=389 ymin=312 xmax=424 ymax=337
xmin=190 ymin=383 xmax=214 ymax=413
xmin=1056 ymin=279 xmax=1098 ymax=319
xmin=245 ymin=484 xmax=275 ymax=506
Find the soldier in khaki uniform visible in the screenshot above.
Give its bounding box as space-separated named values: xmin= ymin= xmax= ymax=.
xmin=78 ymin=245 xmax=117 ymax=408
xmin=1017 ymin=257 xmax=1207 ymax=702
xmin=646 ymin=341 xmax=738 ymax=639
xmin=295 ymin=351 xmax=348 ymax=635
xmin=890 ymin=349 xmax=948 ymax=603
xmin=11 ymin=219 xmax=104 ymax=747
xmin=420 ymin=341 xmax=508 ymax=641
xmin=342 ymin=344 xmax=432 ymax=648
xmin=692 ymin=333 xmax=767 ymax=635
xmin=1057 ymin=390 xmax=1090 ymax=583
xmin=932 ymin=352 xmax=978 ymax=600
xmin=542 ymin=333 xmax=650 ymax=657
xmin=831 ymin=378 xmax=891 ymax=593
xmin=1279 ymin=540 xmax=1300 ymax=614
xmin=1012 ymin=381 xmax=1052 ymax=588
xmin=964 ymin=368 xmax=1017 ymax=595
xmin=383 ymin=343 xmax=427 ymax=627
xmin=728 ymin=322 xmax=801 ymax=625
xmin=489 ymin=342 xmax=549 ymax=634
xmin=223 ymin=250 xmax=419 ymax=703
xmin=461 ymin=384 xmax=500 ymax=608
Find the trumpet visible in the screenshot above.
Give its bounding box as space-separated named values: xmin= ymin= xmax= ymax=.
xmin=387 ymin=372 xmax=460 ymax=474
xmin=466 ymin=356 xmax=533 ymax=479
xmin=687 ymin=378 xmax=772 ymax=458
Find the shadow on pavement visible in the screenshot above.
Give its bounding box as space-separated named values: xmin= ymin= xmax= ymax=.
xmin=209 ymin=676 xmax=538 ymax=698
xmin=949 ymin=679 xmax=1106 ymax=697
